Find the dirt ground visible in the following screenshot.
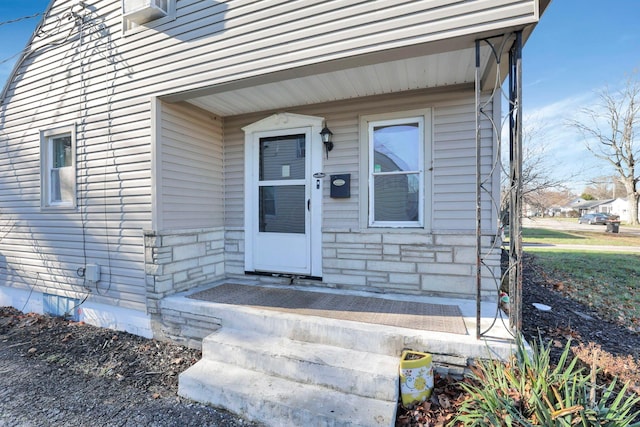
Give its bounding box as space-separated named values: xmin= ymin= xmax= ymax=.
xmin=0 ymin=309 xmax=261 ymax=427
xmin=1 ymin=252 xmax=639 ymax=426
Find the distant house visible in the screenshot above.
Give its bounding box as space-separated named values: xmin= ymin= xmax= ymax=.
xmin=600 ymin=197 xmax=638 ymax=223
xmin=568 ymin=198 xmax=616 ymax=216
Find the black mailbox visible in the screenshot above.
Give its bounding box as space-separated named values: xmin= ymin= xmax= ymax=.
xmin=330 ymin=174 xmax=351 ymax=198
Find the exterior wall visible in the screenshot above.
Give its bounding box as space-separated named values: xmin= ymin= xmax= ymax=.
xmin=144 ymin=227 xmax=225 ymax=341
xmin=223 ymin=88 xmax=500 ymax=298
xmin=225 ymin=89 xmax=495 ymax=231
xmin=107 ymin=0 xmax=539 ymax=99
xmin=155 ymin=100 xmax=224 ymax=231
xmin=0 ymin=1 xmax=152 ymax=312
xmin=0 ymin=0 xmax=517 ymax=317
xmin=609 ymin=198 xmax=638 ymax=223
xmin=322 ymin=231 xmax=499 ymax=297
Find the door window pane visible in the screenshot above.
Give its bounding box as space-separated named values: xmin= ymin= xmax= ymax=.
xmin=259 ymin=185 xmax=305 ymax=233
xmin=259 ymin=135 xmax=305 ymax=181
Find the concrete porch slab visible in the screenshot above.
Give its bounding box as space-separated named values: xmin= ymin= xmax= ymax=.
xmin=160 ymin=279 xmax=517 ymax=363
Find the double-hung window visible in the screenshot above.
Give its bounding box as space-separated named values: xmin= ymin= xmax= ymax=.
xmin=41 ymin=126 xmax=76 ymax=209
xmin=366 ymin=115 xmax=426 ymax=227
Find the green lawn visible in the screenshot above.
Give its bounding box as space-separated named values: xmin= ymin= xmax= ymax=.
xmin=518 ymin=227 xmax=640 ymax=331
xmin=527 ymin=251 xmax=640 ymax=331
xmin=522 ymin=227 xmax=640 ymax=247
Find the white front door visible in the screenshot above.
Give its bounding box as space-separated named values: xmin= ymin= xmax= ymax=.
xmin=243 ymin=114 xmax=323 ymax=277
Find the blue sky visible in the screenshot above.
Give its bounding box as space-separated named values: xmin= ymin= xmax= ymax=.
xmin=1 ymin=0 xmax=639 ymax=193
xmin=0 ymin=1 xmax=50 ymax=85
xmin=521 ymin=0 xmax=640 ymax=191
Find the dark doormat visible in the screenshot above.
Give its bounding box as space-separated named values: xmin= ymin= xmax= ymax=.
xmin=187 ymin=283 xmax=468 ymax=335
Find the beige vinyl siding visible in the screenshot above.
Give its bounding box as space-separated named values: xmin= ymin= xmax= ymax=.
xmin=0 ymin=2 xmax=152 ymax=311
xmin=158 ymin=101 xmax=224 ymax=230
xmin=223 ymin=88 xmax=495 ymax=232
xmin=5 ymin=0 xmax=539 ymax=107
xmin=110 ymin=0 xmax=538 ymax=98
xmin=433 ymin=99 xmax=495 ymax=230
xmin=0 ymin=0 xmax=517 ymax=309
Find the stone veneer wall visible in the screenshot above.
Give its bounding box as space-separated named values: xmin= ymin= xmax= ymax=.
xmin=223 ymin=228 xmax=246 ymax=276
xmin=223 ymin=227 xmax=500 ymax=298
xmin=144 ymin=227 xmax=226 ymax=344
xmin=321 ymin=230 xmax=500 ymax=298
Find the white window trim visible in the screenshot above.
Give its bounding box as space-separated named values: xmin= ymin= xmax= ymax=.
xmin=359 ymin=109 xmax=433 ymax=229
xmin=40 ymin=125 xmax=77 ymax=210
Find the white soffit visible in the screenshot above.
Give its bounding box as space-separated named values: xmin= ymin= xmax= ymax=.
xmin=186 ymin=47 xmax=492 ymax=117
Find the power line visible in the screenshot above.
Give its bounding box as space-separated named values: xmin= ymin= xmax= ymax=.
xmin=0 ymin=12 xmax=42 ymax=27
xmin=0 ymin=12 xmax=45 ymax=66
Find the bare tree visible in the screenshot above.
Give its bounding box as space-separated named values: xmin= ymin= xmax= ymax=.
xmin=502 ymin=123 xmax=572 ymax=217
xmin=571 ymin=76 xmax=640 ymax=224
xmin=584 ymin=175 xmax=626 ymax=200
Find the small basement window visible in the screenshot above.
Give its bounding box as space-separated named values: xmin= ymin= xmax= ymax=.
xmin=40 ymin=125 xmax=76 ymax=209
xmin=43 ymin=293 xmax=80 ymax=321
xmin=122 ymin=0 xmax=176 ymax=32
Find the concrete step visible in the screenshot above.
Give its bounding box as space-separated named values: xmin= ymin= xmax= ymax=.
xmin=178 ymin=359 xmax=396 ymax=427
xmin=201 ymin=328 xmax=399 ymax=401
xmin=162 ymin=294 xmax=513 ymax=360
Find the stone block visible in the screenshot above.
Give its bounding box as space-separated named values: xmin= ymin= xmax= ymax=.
xmin=389 ymin=272 xmax=421 ymax=285
xmin=383 ymin=234 xmax=432 ymax=245
xmin=162 ymin=234 xmax=198 ymax=246
xmin=173 ymin=271 xmax=188 ymax=284
xmin=154 ymin=278 xmax=175 ymax=293
xmin=417 ymin=263 xmax=471 ymax=275
xmin=322 ymin=248 xmax=337 ymax=258
xmin=225 ymin=252 xmax=244 ymax=262
xmin=322 ymin=233 xmax=336 ymax=243
xmin=198 ymin=230 xmax=224 ymax=243
xmin=383 ymin=244 xmax=400 ymax=255
xmin=435 ymin=251 xmax=454 ymax=263
xmin=164 ymin=258 xmax=199 ymax=274
xmin=145 ymin=263 xmax=163 ymax=275
xmin=421 ymin=274 xmax=474 ymax=294
xmin=173 ymin=243 xmax=206 ymax=261
xmin=201 ymin=263 xmax=218 ymax=276
xmin=144 ymin=234 xmax=161 ymax=247
xmin=433 ymin=234 xmax=474 ymax=246
xmin=225 ymin=230 xmax=244 ymax=241
xmin=337 ymin=248 xmax=381 ymax=260
xmin=381 ymin=281 xmax=418 ymax=291
xmin=198 ymin=254 xmax=225 ymax=266
xmin=453 ymin=247 xmax=476 ymax=263
xmin=323 ymin=258 xmax=366 ymax=270
xmin=366 ymin=260 xmax=415 ymax=273
xmin=224 ymin=243 xmax=239 ymax=252
xmin=323 ymin=273 xmax=366 ymax=286
xmin=336 ymin=233 xmax=382 ymax=244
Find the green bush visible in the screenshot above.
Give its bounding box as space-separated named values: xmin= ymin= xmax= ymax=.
xmin=453 ymin=338 xmax=640 ymax=426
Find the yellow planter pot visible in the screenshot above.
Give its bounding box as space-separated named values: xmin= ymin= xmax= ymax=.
xmin=399 ymin=350 xmax=434 ymax=406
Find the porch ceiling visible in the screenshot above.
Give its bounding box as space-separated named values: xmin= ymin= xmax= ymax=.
xmin=182 ymin=45 xmax=498 ymax=117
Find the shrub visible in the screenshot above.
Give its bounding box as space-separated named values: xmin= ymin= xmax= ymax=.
xmin=453 ymin=337 xmax=640 ymax=426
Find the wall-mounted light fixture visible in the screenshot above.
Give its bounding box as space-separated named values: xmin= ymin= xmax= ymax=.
xmin=320 ymin=125 xmax=334 ymax=159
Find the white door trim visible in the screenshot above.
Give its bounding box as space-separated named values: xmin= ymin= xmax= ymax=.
xmin=242 ymin=113 xmax=324 ymax=277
